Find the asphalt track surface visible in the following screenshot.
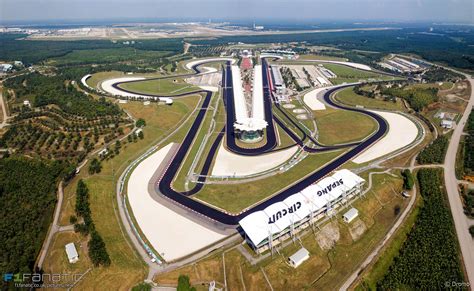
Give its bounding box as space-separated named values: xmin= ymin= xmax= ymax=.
xmin=111 ymin=59 xmax=388 ymax=226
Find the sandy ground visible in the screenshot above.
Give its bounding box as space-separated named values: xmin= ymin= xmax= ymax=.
xmin=211 ymin=143 xmax=298 ymax=176
xmin=303 ymin=87 xmax=328 ymax=110
xmin=127 ymin=143 xmax=226 ymax=261
xmin=185 ymin=57 xmax=236 ymax=71
xmin=101 ymin=77 xmax=146 ymax=97
xmin=353 ymin=110 xmax=418 ymax=164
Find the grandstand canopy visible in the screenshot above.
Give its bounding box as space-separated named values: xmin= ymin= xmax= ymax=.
xmin=239 ymin=170 xmax=365 ymax=248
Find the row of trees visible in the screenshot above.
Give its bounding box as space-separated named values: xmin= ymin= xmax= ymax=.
xmin=73 ymin=180 xmax=111 ymax=267
xmin=378 ymin=168 xmax=464 ymax=289
xmin=417 ymin=135 xmax=449 ymax=164
xmin=463 ymin=110 xmax=474 ymax=175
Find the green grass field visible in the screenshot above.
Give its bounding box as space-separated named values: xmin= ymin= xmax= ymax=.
xmin=193 ymin=149 xmax=344 ymax=213
xmin=335 ymin=87 xmax=405 ymax=111
xmin=118 ymin=77 xmax=198 ymax=95
xmin=322 ymin=63 xmax=396 ymax=84
xmin=313 ymin=107 xmax=377 ymax=144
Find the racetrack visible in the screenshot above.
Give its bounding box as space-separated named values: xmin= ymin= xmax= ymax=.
xmin=105 ymin=58 xmax=392 ymax=227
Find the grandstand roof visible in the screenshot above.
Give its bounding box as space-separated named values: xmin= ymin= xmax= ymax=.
xmin=239 ymin=170 xmax=365 ymax=247
xmin=234 ymin=117 xmax=268 ymax=132
xmin=252 ymin=65 xmax=265 ymax=121
xmin=231 ymin=65 xmax=249 ymax=121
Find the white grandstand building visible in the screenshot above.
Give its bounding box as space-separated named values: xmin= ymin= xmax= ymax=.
xmin=239 ymin=169 xmax=365 ymax=253
xmin=232 ymin=64 xmax=268 ymax=142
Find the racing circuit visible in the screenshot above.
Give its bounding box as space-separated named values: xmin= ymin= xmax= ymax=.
xmin=97 ymin=57 xmax=394 ymax=225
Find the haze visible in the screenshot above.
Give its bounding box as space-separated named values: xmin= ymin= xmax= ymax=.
xmin=1 ymin=0 xmax=472 ymax=24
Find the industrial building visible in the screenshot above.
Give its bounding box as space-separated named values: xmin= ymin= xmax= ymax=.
xmin=239 ymin=169 xmax=365 ymax=253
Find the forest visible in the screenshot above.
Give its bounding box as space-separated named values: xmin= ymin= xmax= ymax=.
xmin=378 ymin=169 xmax=464 ymax=289
xmin=417 ymin=135 xmax=449 ymax=164
xmin=0 ymin=157 xmax=66 ymax=288
xmin=0 ymin=34 xmax=183 ymax=64
xmin=4 ymin=72 xmax=121 ymax=118
xmin=381 ymin=86 xmax=438 ymax=111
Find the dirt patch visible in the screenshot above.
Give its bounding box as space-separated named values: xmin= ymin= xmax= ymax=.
xmin=348 ymin=219 xmax=367 ymax=241
xmin=316 ymin=222 xmax=340 ymax=250
xmin=292 ymin=108 xmax=306 ymax=114
xmin=296 ymin=114 xmax=309 ymax=120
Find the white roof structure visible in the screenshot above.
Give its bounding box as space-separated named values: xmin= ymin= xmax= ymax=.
xmin=263 ymin=202 xmax=292 ymax=232
xmin=65 ymin=242 xmax=79 ymax=263
xmin=239 ymin=170 xmax=365 ymax=247
xmin=239 ymin=211 xmax=271 ymax=248
xmin=283 ymin=193 xmax=312 ymax=222
xmin=231 ymin=65 xmax=249 ymax=121
xmin=234 ymin=117 xmax=268 ymax=132
xmin=288 ymin=248 xmax=310 ymax=268
xmin=343 ymin=208 xmax=359 ymax=223
xmin=252 ymin=65 xmax=265 ymax=121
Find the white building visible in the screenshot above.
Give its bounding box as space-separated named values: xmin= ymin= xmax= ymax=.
xmin=239 ymin=169 xmax=365 ymax=253
xmin=288 ymin=248 xmax=310 ymax=268
xmin=441 ymin=120 xmax=455 ymax=129
xmin=65 ymin=243 xmax=79 ymax=263
xmin=342 ymin=208 xmax=359 ymax=223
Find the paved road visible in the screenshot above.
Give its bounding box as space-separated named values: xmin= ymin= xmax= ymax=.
xmin=0 ymin=87 xmax=9 ymax=128
xmin=444 ymin=75 xmax=474 ymax=287
xmin=36 ymin=181 xmax=64 ymax=269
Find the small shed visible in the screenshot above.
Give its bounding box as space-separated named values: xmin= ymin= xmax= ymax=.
xmin=65 ymin=242 xmax=79 ymax=264
xmin=441 ymin=119 xmax=455 ymax=129
xmin=343 ymin=208 xmax=359 ymax=223
xmin=288 ymin=248 xmax=310 ymax=268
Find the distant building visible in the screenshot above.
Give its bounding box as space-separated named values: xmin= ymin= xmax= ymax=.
xmin=441 ymin=120 xmax=455 ymax=129
xmin=288 ymin=248 xmax=310 ymax=268
xmin=65 ymin=243 xmax=79 ymax=264
xmin=23 ymin=100 xmax=31 ymax=107
xmin=0 ymin=64 xmax=13 ymax=73
xmin=98 ymin=148 xmax=108 ymax=157
xmin=343 ymin=208 xmax=359 ymax=223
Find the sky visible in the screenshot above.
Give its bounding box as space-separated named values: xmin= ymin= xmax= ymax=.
xmin=0 ymin=0 xmax=472 ymax=24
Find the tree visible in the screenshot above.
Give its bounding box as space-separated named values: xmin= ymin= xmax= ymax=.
xmin=470 ymin=226 xmax=474 ymax=238
xmin=132 ymin=283 xmax=152 ymax=291
xmin=88 ymin=230 xmax=111 ymax=267
xmin=138 ymin=131 xmax=144 ymax=140
xmin=88 ymin=158 xmax=102 ymax=174
xmin=136 ymin=118 xmax=146 ymax=128
xmin=177 ymin=275 xmax=196 ymax=291
xmin=401 ymin=169 xmax=414 ymax=190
